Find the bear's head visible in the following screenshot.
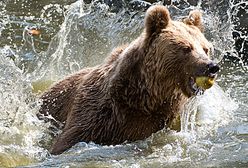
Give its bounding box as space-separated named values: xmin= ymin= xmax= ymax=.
xmin=142 ymin=5 xmax=219 ymax=98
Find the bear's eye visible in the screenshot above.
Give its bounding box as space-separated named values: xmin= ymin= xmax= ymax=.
xmin=183 ymin=46 xmax=192 ymax=53
xmin=203 ymin=48 xmax=209 ymax=54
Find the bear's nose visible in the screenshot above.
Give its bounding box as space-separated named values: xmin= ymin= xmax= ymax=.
xmin=207 ymin=62 xmax=220 ymax=74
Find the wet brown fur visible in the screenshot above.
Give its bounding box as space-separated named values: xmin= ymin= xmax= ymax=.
xmin=40 ymin=5 xmax=213 ymax=155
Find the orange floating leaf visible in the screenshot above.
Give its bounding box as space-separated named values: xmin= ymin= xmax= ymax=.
xmin=28 ymin=29 xmax=41 ymax=36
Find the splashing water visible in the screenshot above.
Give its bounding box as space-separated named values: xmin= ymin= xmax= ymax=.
xmin=181 ymin=84 xmax=237 ymax=135
xmin=0 ymin=48 xmax=50 ymax=167
xmin=0 ymin=0 xmax=247 ymax=167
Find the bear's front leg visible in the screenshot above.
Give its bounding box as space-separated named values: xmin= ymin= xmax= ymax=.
xmin=50 ymin=126 xmax=85 ymax=155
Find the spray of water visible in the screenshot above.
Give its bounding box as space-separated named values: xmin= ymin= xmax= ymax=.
xmin=0 ymin=48 xmax=50 ymax=167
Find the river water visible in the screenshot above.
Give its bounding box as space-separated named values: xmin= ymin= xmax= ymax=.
xmin=0 ymin=0 xmax=247 ymax=167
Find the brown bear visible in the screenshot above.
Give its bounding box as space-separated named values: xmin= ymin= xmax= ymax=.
xmin=39 ymin=5 xmax=220 ymax=155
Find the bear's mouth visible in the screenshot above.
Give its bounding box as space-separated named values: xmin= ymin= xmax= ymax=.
xmin=189 ymin=77 xmax=205 ymax=95
xmin=189 ymin=73 xmax=217 ymax=96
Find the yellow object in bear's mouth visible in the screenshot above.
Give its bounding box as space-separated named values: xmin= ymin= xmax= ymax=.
xmin=195 ymin=76 xmax=215 ymax=90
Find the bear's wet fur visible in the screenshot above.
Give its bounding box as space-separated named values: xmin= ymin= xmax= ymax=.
xmin=40 ymin=5 xmax=218 ymax=155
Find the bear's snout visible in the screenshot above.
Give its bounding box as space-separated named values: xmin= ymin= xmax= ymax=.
xmin=207 ymin=62 xmax=220 ymax=75
xmin=207 ymin=62 xmax=220 ymax=76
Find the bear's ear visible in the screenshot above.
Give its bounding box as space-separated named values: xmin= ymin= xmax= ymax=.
xmin=145 ymin=5 xmax=171 ymax=36
xmin=183 ymin=10 xmax=204 ymax=31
